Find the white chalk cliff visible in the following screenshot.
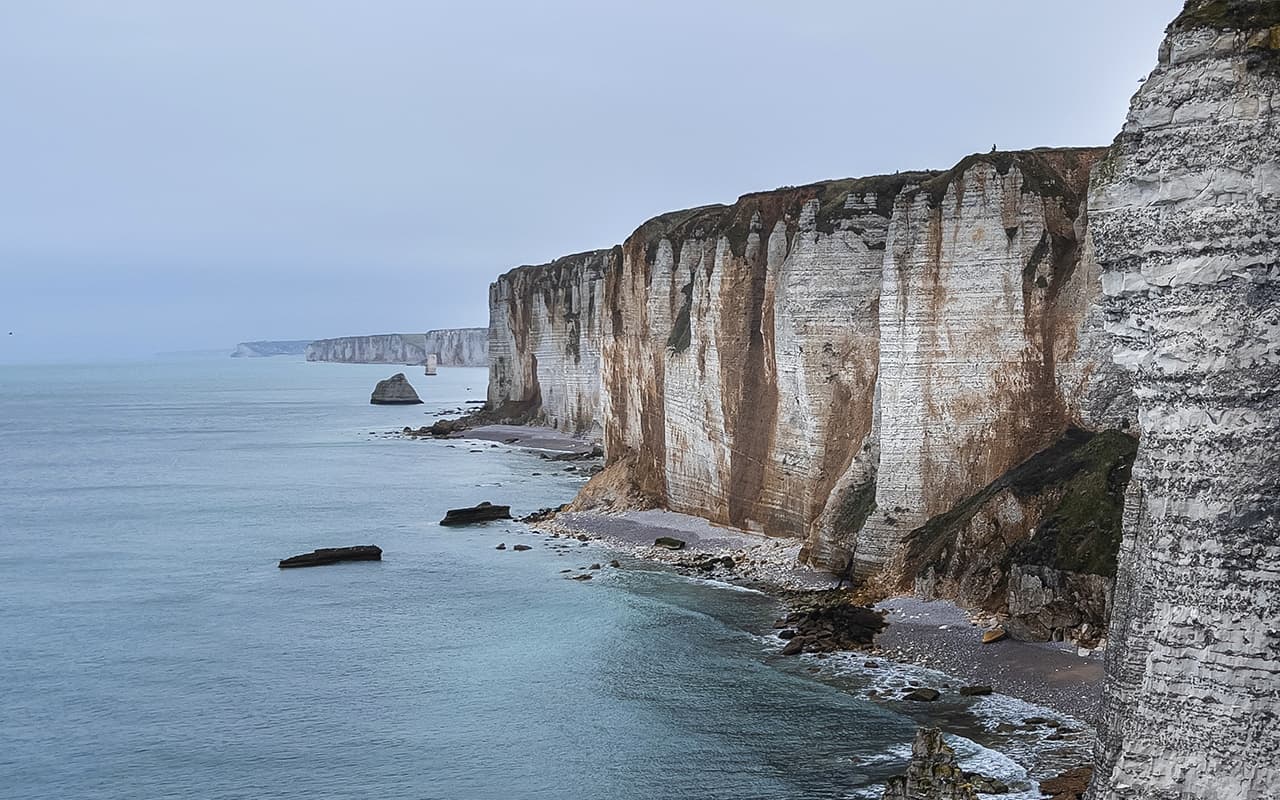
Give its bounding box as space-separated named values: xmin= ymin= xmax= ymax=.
xmin=306 ymin=329 xmax=487 ymax=367
xmin=1087 ymin=2 xmax=1280 ymax=797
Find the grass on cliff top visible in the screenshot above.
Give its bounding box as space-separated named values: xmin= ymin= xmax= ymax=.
xmin=1173 ymin=0 xmax=1280 ymax=31
xmin=905 ymin=428 xmax=1137 ymax=578
xmin=905 ymin=148 xmax=1108 ymax=215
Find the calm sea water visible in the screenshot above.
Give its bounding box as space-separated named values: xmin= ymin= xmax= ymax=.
xmin=0 ymin=357 xmax=1035 ymax=800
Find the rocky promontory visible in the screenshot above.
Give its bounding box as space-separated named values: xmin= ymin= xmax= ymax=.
xmin=230 ymin=340 xmax=312 ymax=357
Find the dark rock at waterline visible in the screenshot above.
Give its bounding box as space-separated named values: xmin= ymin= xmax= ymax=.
xmin=440 ymin=501 xmax=512 ymax=526
xmin=512 ymin=544 xmax=532 ymax=552
xmin=1040 ymin=765 xmax=1092 ymax=800
xmin=495 ymin=543 xmax=507 ymax=550
xmin=959 ymin=685 xmax=993 ymax=696
xmin=781 ymin=637 xmax=807 ymax=656
xmin=370 ymin=373 xmax=423 ymax=405
xmin=654 ymin=536 xmax=685 ymax=550
xmin=520 ymin=505 xmax=568 ymax=523
xmin=778 ymin=629 xmax=798 ymax=640
xmin=278 ymin=545 xmax=382 ymax=568
xmin=571 ymin=573 xmax=592 ymax=581
xmin=773 ymin=591 xmax=888 ymax=653
xmin=902 ymin=688 xmax=941 ymax=702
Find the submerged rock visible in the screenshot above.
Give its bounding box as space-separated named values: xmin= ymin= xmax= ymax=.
xmin=439 ymin=501 xmax=512 ymax=526
xmin=902 ymin=688 xmax=941 ymax=702
xmin=370 ymin=373 xmax=423 ymax=405
xmin=881 ymin=727 xmax=976 ymax=800
xmin=278 ymin=545 xmax=382 ymax=569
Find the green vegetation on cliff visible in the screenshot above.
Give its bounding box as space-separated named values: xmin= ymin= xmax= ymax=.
xmin=906 ymin=427 xmax=1137 ymax=579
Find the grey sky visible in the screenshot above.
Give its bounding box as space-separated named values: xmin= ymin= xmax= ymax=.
xmin=0 ymin=1 xmax=1180 ymax=362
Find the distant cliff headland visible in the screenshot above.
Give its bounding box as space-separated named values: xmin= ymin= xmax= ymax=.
xmin=230 ymin=340 xmax=313 ymax=358
xmin=232 ymin=329 xmax=488 ymax=367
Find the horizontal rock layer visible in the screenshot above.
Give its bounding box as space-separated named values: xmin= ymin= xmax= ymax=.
xmin=306 ymin=329 xmax=487 ymax=366
xmin=1087 ymin=2 xmax=1280 ymax=798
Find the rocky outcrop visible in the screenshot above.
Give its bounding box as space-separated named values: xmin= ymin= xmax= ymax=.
xmin=439 ymin=502 xmax=512 ymax=526
xmin=370 ymin=373 xmax=422 ymax=405
xmin=488 ymin=250 xmax=613 ymax=437
xmin=306 ymin=329 xmax=487 ymax=366
xmin=1087 ymin=2 xmax=1280 ymax=797
xmin=278 ymin=545 xmax=382 ymax=568
xmin=230 ymin=340 xmax=312 ymax=357
xmin=881 ymin=728 xmax=976 ymax=800
xmin=901 ymin=427 xmax=1136 ymax=644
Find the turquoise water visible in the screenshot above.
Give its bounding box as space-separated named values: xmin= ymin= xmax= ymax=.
xmin=0 ymin=357 xmax=1025 ymax=799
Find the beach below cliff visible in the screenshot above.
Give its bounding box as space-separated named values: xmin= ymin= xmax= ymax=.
xmin=540 ymin=506 xmax=1103 ymax=722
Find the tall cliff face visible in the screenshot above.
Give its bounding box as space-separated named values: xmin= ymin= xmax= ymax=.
xmin=490 ymin=150 xmax=1131 ymax=599
xmin=305 ymin=329 xmax=487 ymax=367
xmin=594 ymin=150 xmax=1128 ymax=582
xmin=1087 ymin=2 xmax=1280 ymax=797
xmin=487 ymin=250 xmax=614 ymax=437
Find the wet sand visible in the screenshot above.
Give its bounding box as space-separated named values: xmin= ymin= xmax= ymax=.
xmin=875 ymin=597 xmax=1104 ymax=722
xmin=450 ymin=424 xmax=595 ymax=454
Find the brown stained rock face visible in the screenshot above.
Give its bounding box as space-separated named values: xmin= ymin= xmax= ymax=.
xmin=487 ymin=148 xmax=1131 ymax=592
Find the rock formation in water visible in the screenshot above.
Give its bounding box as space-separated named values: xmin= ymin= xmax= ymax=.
xmin=306 ymin=328 xmax=488 ymax=367
xmin=230 ymin=340 xmax=312 ymax=357
xmin=370 ymin=373 xmax=422 ymax=405
xmin=487 ymin=149 xmax=1134 ymax=635
xmin=1086 ymin=2 xmax=1280 ymax=797
xmin=881 ymin=728 xmax=976 ymax=800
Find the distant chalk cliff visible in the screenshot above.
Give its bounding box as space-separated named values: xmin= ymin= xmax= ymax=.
xmin=305 ymin=329 xmax=487 ymax=367
xmin=230 ymin=340 xmax=313 ymax=357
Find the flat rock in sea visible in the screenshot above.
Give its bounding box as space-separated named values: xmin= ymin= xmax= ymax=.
xmin=370 ymin=373 xmax=423 ymax=405
xmin=278 ymin=545 xmax=382 ymax=568
xmin=439 ymin=501 xmax=512 ymax=526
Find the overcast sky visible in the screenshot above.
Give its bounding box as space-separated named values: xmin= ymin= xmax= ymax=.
xmin=0 ymin=0 xmax=1180 ymax=362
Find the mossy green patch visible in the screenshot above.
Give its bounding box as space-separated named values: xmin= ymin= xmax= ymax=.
xmin=1172 ymin=0 xmax=1280 ymax=31
xmin=905 ymin=148 xmax=1107 ymax=218
xmin=905 ymin=428 xmax=1137 ymax=579
xmin=1012 ymin=430 xmax=1137 ymax=576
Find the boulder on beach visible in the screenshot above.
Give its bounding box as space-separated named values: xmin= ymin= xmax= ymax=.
xmin=439 ymin=501 xmax=512 ymax=526
xmin=654 ymin=536 xmax=685 ymax=550
xmin=370 ymin=373 xmax=423 ymax=405
xmin=982 ymin=627 xmax=1007 ymax=644
xmin=278 ymin=545 xmax=382 ymax=568
xmin=959 ymin=685 xmax=993 ymax=696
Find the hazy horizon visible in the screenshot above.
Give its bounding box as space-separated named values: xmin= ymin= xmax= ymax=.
xmin=1 ymin=0 xmax=1181 ymax=363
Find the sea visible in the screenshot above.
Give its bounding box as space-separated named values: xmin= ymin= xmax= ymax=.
xmin=0 ymin=356 xmax=1065 ymax=800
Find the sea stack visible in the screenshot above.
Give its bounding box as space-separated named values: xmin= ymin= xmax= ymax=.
xmin=370 ymin=373 xmax=423 ymax=405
